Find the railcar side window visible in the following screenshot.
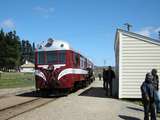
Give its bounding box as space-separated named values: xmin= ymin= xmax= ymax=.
xmin=38 ymin=51 xmax=45 ymax=64
xmin=80 ymin=56 xmax=85 ymax=69
xmin=73 ymin=53 xmax=79 ymax=66
xmin=46 ymin=51 xmax=57 ymax=64
xmin=59 ymin=51 xmax=66 ymax=64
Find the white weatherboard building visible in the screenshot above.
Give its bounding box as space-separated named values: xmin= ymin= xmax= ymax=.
xmin=20 ymin=60 xmax=35 ymax=73
xmin=114 ymin=29 xmax=160 ymax=98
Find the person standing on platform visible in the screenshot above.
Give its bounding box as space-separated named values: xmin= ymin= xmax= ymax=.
xmin=103 ymin=68 xmax=107 ymax=89
xmin=141 ymin=73 xmax=157 ymax=120
xmin=151 ymin=69 xmax=159 ymax=91
xmin=98 ymin=73 xmax=102 ymax=80
xmin=151 ymin=69 xmax=159 ymax=113
xmin=105 ymin=66 xmax=115 ymax=96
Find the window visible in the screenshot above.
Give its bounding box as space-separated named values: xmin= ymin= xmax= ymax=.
xmin=59 ymin=51 xmax=66 ymax=64
xmin=37 ymin=50 xmax=66 ymax=64
xmin=80 ymin=57 xmax=85 ymax=69
xmin=38 ymin=51 xmax=45 ymax=64
xmin=73 ymin=53 xmax=79 ymax=66
xmin=46 ymin=51 xmax=57 ymax=64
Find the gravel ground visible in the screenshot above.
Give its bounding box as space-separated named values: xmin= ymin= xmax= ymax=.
xmin=9 ymin=80 xmax=147 ymax=120
xmin=0 ymin=96 xmax=37 ymax=110
xmin=0 ymin=86 xmax=35 ymax=97
xmin=0 ymin=87 xmax=36 ymax=110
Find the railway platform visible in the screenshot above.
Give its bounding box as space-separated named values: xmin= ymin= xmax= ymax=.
xmin=5 ymin=79 xmax=144 ymax=120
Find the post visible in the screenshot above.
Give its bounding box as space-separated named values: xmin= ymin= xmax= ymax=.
xmin=124 ymin=23 xmax=132 ymax=31
xmin=0 ymin=71 xmax=2 ymax=80
xmin=104 ymin=60 xmax=106 ymax=66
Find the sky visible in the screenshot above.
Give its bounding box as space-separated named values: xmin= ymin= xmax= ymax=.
xmin=0 ymin=0 xmax=160 ymax=66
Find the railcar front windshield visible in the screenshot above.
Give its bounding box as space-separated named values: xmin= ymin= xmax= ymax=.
xmin=37 ymin=50 xmax=66 ymax=64
xmin=46 ymin=51 xmax=57 ymax=64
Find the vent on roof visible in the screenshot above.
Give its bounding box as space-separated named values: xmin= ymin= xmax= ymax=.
xmin=60 ymin=44 xmax=64 ymax=47
xmin=45 ymin=38 xmax=54 ymax=47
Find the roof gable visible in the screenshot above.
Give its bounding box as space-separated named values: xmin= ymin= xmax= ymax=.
xmin=117 ymin=29 xmax=160 ymax=46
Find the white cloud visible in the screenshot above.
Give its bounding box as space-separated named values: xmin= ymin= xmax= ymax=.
xmin=33 ymin=6 xmax=54 ymax=18
xmin=137 ymin=27 xmax=153 ymax=37
xmin=1 ymin=19 xmax=15 ymax=29
xmin=137 ymin=27 xmax=160 ymax=37
xmin=154 ymin=27 xmax=160 ymax=33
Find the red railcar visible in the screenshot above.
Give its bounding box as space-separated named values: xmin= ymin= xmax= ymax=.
xmin=35 ymin=39 xmax=94 ymax=94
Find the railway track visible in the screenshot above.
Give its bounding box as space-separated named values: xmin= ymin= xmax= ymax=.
xmin=0 ymin=88 xmax=35 ymax=100
xmin=0 ymin=97 xmax=57 ymax=120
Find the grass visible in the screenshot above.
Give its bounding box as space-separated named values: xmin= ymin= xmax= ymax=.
xmin=0 ymin=72 xmax=35 ymax=89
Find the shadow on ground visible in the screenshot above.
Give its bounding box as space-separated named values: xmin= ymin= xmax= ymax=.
xmin=79 ymin=87 xmax=112 ymax=98
xmin=127 ymin=106 xmax=143 ymax=112
xmin=119 ymin=115 xmax=141 ymax=120
xmin=16 ymin=91 xmax=42 ymax=97
xmin=16 ymin=91 xmax=64 ymax=98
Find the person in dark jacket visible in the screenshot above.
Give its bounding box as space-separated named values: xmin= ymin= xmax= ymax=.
xmin=98 ymin=73 xmax=102 ymax=80
xmin=151 ymin=69 xmax=159 ymax=91
xmin=105 ymin=66 xmax=115 ymax=96
xmin=103 ymin=68 xmax=106 ymax=89
xmin=151 ymin=68 xmax=159 ymax=113
xmin=141 ymin=73 xmax=156 ymax=120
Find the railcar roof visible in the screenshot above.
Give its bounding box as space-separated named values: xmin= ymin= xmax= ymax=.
xmin=36 ymin=39 xmax=73 ymax=51
xmin=36 ymin=38 xmax=94 ymax=64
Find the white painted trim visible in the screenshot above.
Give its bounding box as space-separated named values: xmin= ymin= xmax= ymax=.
xmin=38 ymin=65 xmax=48 ymax=69
xmin=35 ymin=70 xmax=46 ymax=81
xmin=54 ymin=64 xmax=65 ymax=70
xmin=119 ymin=32 xmax=123 ymax=99
xmin=37 ymin=64 xmax=65 ymax=70
xmin=58 ymin=68 xmax=88 ymax=80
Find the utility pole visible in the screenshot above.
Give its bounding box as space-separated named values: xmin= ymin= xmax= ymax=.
xmin=104 ymin=60 xmax=106 ymax=66
xmin=124 ymin=23 xmax=132 ymax=31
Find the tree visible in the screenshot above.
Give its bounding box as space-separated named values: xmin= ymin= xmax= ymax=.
xmin=0 ymin=29 xmax=35 ymax=71
xmin=0 ymin=29 xmax=6 ymax=69
xmin=0 ymin=29 xmax=21 ymax=71
xmin=20 ymin=40 xmax=35 ymax=64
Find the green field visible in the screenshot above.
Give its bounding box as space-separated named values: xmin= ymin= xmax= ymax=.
xmin=0 ymin=72 xmax=35 ymax=89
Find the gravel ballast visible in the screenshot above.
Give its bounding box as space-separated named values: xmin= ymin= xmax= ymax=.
xmin=8 ymin=79 xmax=145 ymax=120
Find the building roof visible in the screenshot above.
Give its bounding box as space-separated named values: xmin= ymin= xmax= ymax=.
xmin=116 ymin=29 xmax=160 ymax=45
xmin=21 ymin=61 xmax=34 ymax=68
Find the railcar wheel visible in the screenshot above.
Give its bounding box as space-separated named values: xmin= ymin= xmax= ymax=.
xmin=40 ymin=89 xmax=49 ymax=97
xmin=83 ymin=80 xmax=88 ymax=87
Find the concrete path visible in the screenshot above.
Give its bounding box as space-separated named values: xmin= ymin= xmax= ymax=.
xmin=9 ymin=79 xmax=146 ymax=120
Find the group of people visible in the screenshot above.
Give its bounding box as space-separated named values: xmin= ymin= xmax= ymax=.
xmin=102 ymin=66 xmax=115 ymax=96
xmin=99 ymin=67 xmax=159 ymax=119
xmin=141 ymin=69 xmax=159 ymax=120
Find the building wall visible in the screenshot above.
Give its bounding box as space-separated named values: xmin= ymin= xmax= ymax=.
xmin=20 ymin=68 xmax=35 ymax=73
xmin=114 ymin=33 xmax=120 ymax=98
xmin=119 ymin=33 xmax=160 ymax=98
